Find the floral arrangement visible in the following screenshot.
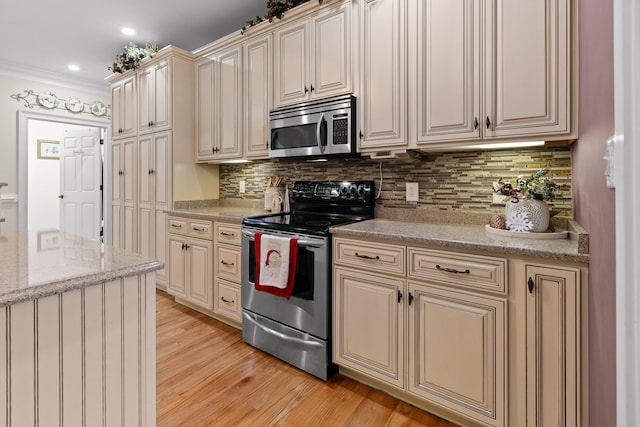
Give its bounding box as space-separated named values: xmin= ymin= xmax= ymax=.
xmin=108 ymin=43 xmax=159 ymax=74
xmin=241 ymin=0 xmax=323 ymax=34
xmin=493 ymin=168 xmax=565 ymax=203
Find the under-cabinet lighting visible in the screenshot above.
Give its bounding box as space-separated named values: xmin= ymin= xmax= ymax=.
xmin=468 ymin=141 xmax=545 ymax=150
xmin=67 ymin=64 xmax=80 ymax=71
xmin=306 ymin=158 xmax=329 ymax=162
xmin=223 ymin=159 xmax=250 ymax=164
xmin=121 ymin=27 xmax=136 ymax=36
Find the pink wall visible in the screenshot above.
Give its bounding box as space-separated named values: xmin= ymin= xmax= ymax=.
xmin=572 ymin=0 xmax=616 ymax=424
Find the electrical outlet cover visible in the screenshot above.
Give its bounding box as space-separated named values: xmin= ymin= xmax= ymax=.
xmin=406 ymin=182 xmax=419 ymax=201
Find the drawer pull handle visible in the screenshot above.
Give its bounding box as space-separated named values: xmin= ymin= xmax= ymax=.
xmin=171 ymin=224 xmax=183 ymax=228
xmin=220 ymin=231 xmax=236 ymax=237
xmin=354 ymin=252 xmax=380 ymax=260
xmin=436 ymin=265 xmax=470 ymax=274
xmin=221 ymin=296 xmax=235 ymax=304
xmin=220 ymin=260 xmax=235 ymax=266
xmin=192 ymin=226 xmax=206 ymax=231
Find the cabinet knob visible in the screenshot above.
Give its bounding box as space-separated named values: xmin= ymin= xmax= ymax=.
xmin=408 ymin=293 xmax=414 ymax=306
xmin=474 ymin=117 xmax=479 ymax=130
xmin=486 ymin=116 xmax=492 ymax=129
xmin=528 ymin=277 xmax=535 ymax=293
xmin=310 ymin=85 xmax=315 ymax=93
xmin=119 ymin=170 xmax=124 ymax=176
xmin=304 ymin=85 xmax=309 ymax=94
xmin=359 ymin=130 xmax=364 ymax=139
xmin=397 ymin=290 xmax=403 ymax=303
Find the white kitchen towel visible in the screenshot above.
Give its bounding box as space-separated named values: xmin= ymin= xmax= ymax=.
xmin=255 ymin=233 xmax=298 ymax=299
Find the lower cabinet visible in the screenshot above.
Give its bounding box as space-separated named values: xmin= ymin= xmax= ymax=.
xmin=166 ymin=216 xmax=242 ymax=328
xmin=167 ymin=234 xmax=213 ymax=311
xmin=333 ymin=236 xmax=586 ymax=427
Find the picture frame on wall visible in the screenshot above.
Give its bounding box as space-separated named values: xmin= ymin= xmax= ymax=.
xmin=37 ymin=139 xmax=60 ymax=160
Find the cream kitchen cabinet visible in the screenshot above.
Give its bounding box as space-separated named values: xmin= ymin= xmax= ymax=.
xmin=213 ymin=222 xmax=242 ymax=325
xmin=167 ymin=217 xmax=214 ymax=311
xmin=138 ymin=131 xmax=171 ymax=286
xmin=111 ymin=75 xmax=136 ymax=140
xmin=358 ymin=0 xmax=407 ymax=152
xmin=508 ymin=261 xmax=584 ymax=427
xmin=196 ymin=45 xmax=243 ymax=162
xmin=273 ymin=0 xmax=353 ymax=107
xmin=110 ymin=137 xmax=137 ymax=252
xmin=243 ymin=33 xmax=272 ymax=159
xmin=137 ymin=59 xmax=171 ymax=134
xmin=415 ymin=0 xmax=574 ymax=146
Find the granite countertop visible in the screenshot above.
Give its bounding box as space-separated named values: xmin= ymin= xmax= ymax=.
xmin=164 ymin=206 xmax=270 ymax=223
xmin=331 ymin=219 xmax=589 ymax=263
xmin=0 ymin=231 xmax=163 ymax=306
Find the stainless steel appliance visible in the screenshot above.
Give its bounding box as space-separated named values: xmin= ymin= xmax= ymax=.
xmin=241 ymin=181 xmax=375 ymax=380
xmin=268 ymin=95 xmax=357 ymax=159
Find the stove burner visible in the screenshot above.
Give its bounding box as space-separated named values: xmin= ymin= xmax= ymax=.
xmin=306 ymin=220 xmax=332 ymax=227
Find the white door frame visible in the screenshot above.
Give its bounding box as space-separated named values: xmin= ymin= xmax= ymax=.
xmin=614 ymin=0 xmax=640 ymax=424
xmin=17 ymin=110 xmax=111 ymax=234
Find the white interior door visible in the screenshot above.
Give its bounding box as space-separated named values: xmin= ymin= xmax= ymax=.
xmin=59 ymin=128 xmax=102 ymax=240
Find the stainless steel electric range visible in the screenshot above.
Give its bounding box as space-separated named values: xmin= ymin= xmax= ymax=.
xmin=241 ymin=180 xmax=375 ymax=380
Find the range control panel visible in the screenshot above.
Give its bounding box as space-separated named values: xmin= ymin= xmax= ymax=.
xmin=292 ymin=181 xmax=375 ymax=202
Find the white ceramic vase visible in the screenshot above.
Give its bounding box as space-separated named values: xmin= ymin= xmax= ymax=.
xmin=505 ymin=199 xmax=550 ymax=232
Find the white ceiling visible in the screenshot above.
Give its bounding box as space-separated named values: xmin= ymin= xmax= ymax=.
xmin=0 ymin=0 xmax=268 ymax=95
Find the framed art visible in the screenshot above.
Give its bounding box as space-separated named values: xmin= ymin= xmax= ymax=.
xmin=37 ymin=139 xmax=60 ymax=159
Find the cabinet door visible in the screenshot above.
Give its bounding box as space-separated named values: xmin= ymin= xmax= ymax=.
xmin=274 ymin=19 xmax=309 ymax=106
xmin=137 ymin=136 xmax=153 ymax=258
xmin=215 ymin=46 xmax=243 ymax=159
xmin=311 ymin=1 xmax=352 ymax=99
xmin=111 ymin=83 xmax=123 ymax=138
xmin=153 ymin=132 xmax=171 ymax=284
xmin=168 ymin=236 xmax=187 ymax=296
xmin=122 ymin=138 xmax=136 ymax=252
xmin=137 ymin=67 xmax=154 ymax=134
xmin=195 ymin=59 xmax=215 ymax=161
xmin=417 ymin=0 xmax=480 ymax=143
xmin=360 ymin=0 xmax=407 ymax=149
xmin=408 ymin=281 xmax=506 ymax=426
xmin=484 ymin=0 xmax=571 ymax=138
xmin=334 ymin=267 xmax=405 ymax=389
xmin=152 ymin=61 xmax=171 ymax=131
xmin=111 ymin=142 xmax=123 ymax=205
xmin=186 ymin=238 xmax=213 ymax=310
xmin=525 ymin=265 xmax=581 ymax=427
xmin=111 ymin=76 xmax=136 ymax=139
xmin=244 ymin=34 xmax=272 ymax=158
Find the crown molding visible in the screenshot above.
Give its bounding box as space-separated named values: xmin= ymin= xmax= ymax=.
xmin=0 ymin=59 xmax=110 ymax=97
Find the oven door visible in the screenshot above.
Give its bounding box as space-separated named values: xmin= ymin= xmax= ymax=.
xmin=241 ymin=227 xmax=329 ymax=339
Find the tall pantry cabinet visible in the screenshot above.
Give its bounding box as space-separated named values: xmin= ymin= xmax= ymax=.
xmin=107 ymin=46 xmax=218 ymax=289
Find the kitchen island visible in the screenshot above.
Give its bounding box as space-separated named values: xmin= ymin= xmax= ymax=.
xmin=0 ymin=231 xmax=162 ymax=426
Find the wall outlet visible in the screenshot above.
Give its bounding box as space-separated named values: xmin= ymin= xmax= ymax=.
xmin=239 ymin=180 xmax=246 ymax=194
xmin=406 ymin=182 xmax=419 ymax=202
xmin=492 ymin=192 xmax=505 ymax=205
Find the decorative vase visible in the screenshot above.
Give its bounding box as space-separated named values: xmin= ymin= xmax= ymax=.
xmin=505 ymin=199 xmax=550 ymax=232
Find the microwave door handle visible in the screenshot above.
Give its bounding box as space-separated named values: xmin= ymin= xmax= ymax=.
xmin=316 ymin=113 xmax=326 ymax=154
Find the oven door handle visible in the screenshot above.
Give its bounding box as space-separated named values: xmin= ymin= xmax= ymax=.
xmin=242 ymin=312 xmax=324 ymax=349
xmin=242 ymin=231 xmax=323 ymax=248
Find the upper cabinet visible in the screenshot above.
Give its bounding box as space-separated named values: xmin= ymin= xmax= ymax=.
xmin=415 ymin=0 xmax=574 ymax=147
xmin=358 ymin=0 xmax=407 ymax=151
xmin=111 ymin=75 xmax=136 ymax=140
xmin=196 ymin=45 xmax=244 ymax=162
xmin=137 ymin=60 xmax=171 ymax=134
xmin=273 ymin=0 xmax=353 ymax=107
xmin=243 ymin=33 xmax=272 ymax=159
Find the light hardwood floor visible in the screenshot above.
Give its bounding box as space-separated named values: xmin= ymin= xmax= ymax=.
xmin=156 ymin=290 xmax=458 ymax=426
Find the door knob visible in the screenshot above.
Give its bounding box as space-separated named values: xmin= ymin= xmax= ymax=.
xmin=58 ymin=194 xmax=64 ymax=199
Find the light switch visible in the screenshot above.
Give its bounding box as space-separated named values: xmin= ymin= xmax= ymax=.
xmin=239 ymin=180 xmax=246 ymax=193
xmin=406 ymin=182 xmax=419 ymax=201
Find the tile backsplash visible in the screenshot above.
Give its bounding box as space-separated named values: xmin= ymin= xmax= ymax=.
xmin=219 ymin=148 xmax=573 ymax=219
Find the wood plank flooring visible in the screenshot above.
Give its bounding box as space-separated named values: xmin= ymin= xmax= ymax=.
xmin=156 ymin=290 xmax=458 ymax=426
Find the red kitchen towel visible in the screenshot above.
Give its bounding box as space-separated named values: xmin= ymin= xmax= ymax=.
xmin=254 ymin=233 xmax=298 ymax=299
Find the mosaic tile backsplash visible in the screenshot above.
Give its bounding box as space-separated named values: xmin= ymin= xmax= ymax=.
xmin=219 ymin=148 xmax=573 ymax=219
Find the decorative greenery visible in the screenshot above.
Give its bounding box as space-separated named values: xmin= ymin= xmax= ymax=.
xmin=493 ymin=168 xmax=566 ymax=203
xmin=108 ymin=42 xmax=159 ymax=73
xmin=241 ymin=0 xmax=324 ymax=34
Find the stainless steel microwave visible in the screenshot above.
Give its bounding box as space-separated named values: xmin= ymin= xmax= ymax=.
xmin=268 ymin=95 xmax=357 ymax=159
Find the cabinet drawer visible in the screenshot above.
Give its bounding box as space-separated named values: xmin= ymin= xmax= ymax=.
xmin=168 ymin=218 xmax=188 ymax=236
xmin=188 ymin=220 xmax=213 ymax=240
xmin=214 ymin=223 xmax=242 ymax=246
xmin=334 ymin=238 xmax=406 ymax=276
xmin=214 ymin=279 xmax=242 ymax=323
xmin=408 ymin=248 xmax=507 ymax=294
xmin=215 ymin=244 xmax=241 ymax=282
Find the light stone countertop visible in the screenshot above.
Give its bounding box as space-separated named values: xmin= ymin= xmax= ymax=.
xmin=0 ymin=231 xmax=163 ymax=306
xmin=164 ymin=206 xmax=271 ymax=223
xmin=331 ymin=219 xmax=589 ymax=263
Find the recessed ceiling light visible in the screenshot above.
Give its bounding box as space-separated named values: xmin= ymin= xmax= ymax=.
xmin=121 ymin=27 xmax=136 ymax=36
xmin=67 ymin=64 xmax=80 ymax=71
